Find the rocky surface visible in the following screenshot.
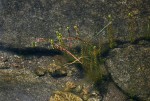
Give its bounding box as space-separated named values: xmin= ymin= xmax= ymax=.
xmin=0 ymin=49 xmax=82 ymax=101
xmin=103 ymin=83 xmax=128 ymax=101
xmin=0 ymin=48 xmax=103 ymax=101
xmin=105 ymin=42 xmax=150 ymax=101
xmin=0 ymin=0 xmax=150 ymax=101
xmin=0 ymin=0 xmax=150 ymax=47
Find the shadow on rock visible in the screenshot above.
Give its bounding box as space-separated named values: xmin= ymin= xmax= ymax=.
xmin=0 ymin=42 xmax=62 ymax=56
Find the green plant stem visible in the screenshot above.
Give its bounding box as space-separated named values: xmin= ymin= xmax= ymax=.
xmin=88 ymin=21 xmax=112 ymax=42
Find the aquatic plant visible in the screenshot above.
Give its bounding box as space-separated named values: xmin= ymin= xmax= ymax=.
xmin=147 ymin=23 xmax=150 ymax=38
xmin=33 ymin=23 xmax=112 ymax=82
xmin=74 ymin=25 xmax=80 ymax=36
xmin=107 ymin=14 xmax=116 ymax=48
xmin=66 ymin=26 xmax=71 ymax=48
xmin=31 ymin=41 xmax=37 ymax=47
xmin=145 ymin=19 xmax=150 ymax=39
xmin=52 ymin=42 xmax=82 ymax=64
xmin=81 ymin=43 xmax=103 ymax=82
xmin=128 ymin=12 xmax=136 ymax=43
xmin=56 ymin=31 xmax=64 ymax=46
xmin=49 ymin=26 xmax=106 ymax=82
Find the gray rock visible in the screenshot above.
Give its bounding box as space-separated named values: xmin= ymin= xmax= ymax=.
xmin=0 ymin=61 xmax=10 ymax=69
xmin=106 ymin=44 xmax=150 ymax=101
xmin=0 ymin=0 xmax=149 ymax=47
xmin=0 ymin=62 xmax=81 ymax=101
xmin=103 ymin=83 xmax=127 ymax=101
xmin=0 ymin=68 xmax=52 ymax=101
xmin=0 ymin=68 xmax=39 ymax=83
xmin=87 ymin=97 xmax=101 ymax=101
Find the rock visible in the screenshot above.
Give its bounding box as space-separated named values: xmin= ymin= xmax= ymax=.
xmin=90 ymin=90 xmax=99 ymax=96
xmin=82 ymin=94 xmax=89 ymax=101
xmin=47 ymin=63 xmax=62 ymax=73
xmin=67 ymin=67 xmax=80 ymax=77
xmin=0 ymin=65 xmax=72 ymax=101
xmin=1 ymin=0 xmax=149 ymax=47
xmin=103 ymin=83 xmax=127 ymax=101
xmin=64 ymin=81 xmax=76 ymax=91
xmin=0 ymin=55 xmax=83 ymax=101
xmin=49 ymin=91 xmax=83 ymax=101
xmin=47 ymin=63 xmax=67 ymax=78
xmin=50 ymin=69 xmax=67 ymax=78
xmin=105 ymin=44 xmax=150 ymax=101
xmin=0 ymin=61 xmax=10 ymax=69
xmin=74 ymin=85 xmax=83 ymax=93
xmin=67 ymin=70 xmax=73 ymax=76
xmin=0 ymin=68 xmax=54 ymax=101
xmin=35 ymin=67 xmax=46 ymax=76
xmin=0 ymin=68 xmax=39 ymax=83
xmin=87 ymin=97 xmax=101 ymax=101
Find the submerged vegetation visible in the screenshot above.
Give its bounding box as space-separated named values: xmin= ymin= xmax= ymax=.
xmin=128 ymin=12 xmax=136 ymax=43
xmin=32 ymin=14 xmax=150 ymax=83
xmin=144 ymin=19 xmax=150 ymax=40
xmin=107 ymin=15 xmax=116 ymax=48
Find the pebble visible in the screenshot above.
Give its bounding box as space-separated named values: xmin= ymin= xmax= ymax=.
xmin=82 ymin=94 xmax=89 ymax=101
xmin=67 ymin=70 xmax=73 ymax=76
xmin=87 ymin=97 xmax=101 ymax=101
xmin=74 ymin=85 xmax=83 ymax=93
xmin=0 ymin=61 xmax=10 ymax=69
xmin=91 ymin=90 xmax=99 ymax=96
xmin=50 ymin=69 xmax=67 ymax=78
xmin=35 ymin=67 xmax=46 ymax=76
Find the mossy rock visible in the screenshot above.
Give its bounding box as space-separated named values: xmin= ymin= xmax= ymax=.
xmin=49 ymin=91 xmax=83 ymax=101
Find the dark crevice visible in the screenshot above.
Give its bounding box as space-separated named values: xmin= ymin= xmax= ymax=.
xmin=0 ymin=42 xmax=62 ymax=56
xmin=100 ymin=37 xmax=150 ymax=57
xmin=94 ymin=74 xmax=111 ymax=101
xmin=0 ymin=37 xmax=149 ymax=57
